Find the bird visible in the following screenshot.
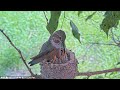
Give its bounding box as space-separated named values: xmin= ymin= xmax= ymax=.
xmin=28 ymin=30 xmax=66 ymax=66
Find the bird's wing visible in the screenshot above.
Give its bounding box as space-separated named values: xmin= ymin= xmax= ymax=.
xmin=28 ymin=40 xmax=54 ymax=66
xmin=30 ymin=48 xmax=54 ymax=60
xmin=39 ymin=41 xmax=48 ymax=54
xmin=31 ymin=40 xmax=51 ymax=59
xmin=29 ymin=47 xmax=54 ymax=66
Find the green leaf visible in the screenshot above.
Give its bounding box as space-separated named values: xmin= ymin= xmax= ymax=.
xmin=46 ymin=11 xmax=61 ymax=34
xmin=117 ymin=62 xmax=120 ymax=65
xmin=104 ymin=11 xmax=111 ymax=17
xmin=85 ymin=11 xmax=97 ymax=21
xmin=104 ymin=11 xmax=120 ymax=19
xmin=70 ymin=20 xmax=81 ymax=43
xmin=100 ymin=11 xmax=120 ymax=37
xmin=78 ymin=11 xmax=82 ymax=17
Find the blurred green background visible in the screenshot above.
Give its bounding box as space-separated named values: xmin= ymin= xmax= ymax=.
xmin=0 ymin=11 xmax=120 ymax=79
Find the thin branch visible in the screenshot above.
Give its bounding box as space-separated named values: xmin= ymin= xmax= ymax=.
xmin=77 ymin=68 xmax=120 ymax=77
xmin=43 ymin=11 xmax=48 ymax=24
xmin=60 ymin=11 xmax=65 ymax=29
xmin=77 ymin=44 xmax=94 ymax=60
xmin=34 ymin=75 xmax=45 ymax=79
xmin=110 ymin=29 xmax=120 ymax=47
xmin=0 ymin=29 xmax=35 ymax=76
xmin=111 ymin=29 xmax=118 ymax=44
xmin=90 ymin=42 xmax=117 ymax=46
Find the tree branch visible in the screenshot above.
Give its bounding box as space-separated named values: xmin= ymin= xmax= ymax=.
xmin=60 ymin=11 xmax=65 ymax=29
xmin=110 ymin=29 xmax=120 ymax=47
xmin=43 ymin=11 xmax=48 ymax=24
xmin=77 ymin=68 xmax=120 ymax=77
xmin=0 ymin=29 xmax=35 ymax=76
xmin=110 ymin=29 xmax=118 ymax=44
xmin=90 ymin=42 xmax=117 ymax=46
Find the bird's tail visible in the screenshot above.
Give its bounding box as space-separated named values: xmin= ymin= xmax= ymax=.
xmin=28 ymin=48 xmax=54 ymax=66
xmin=28 ymin=58 xmax=43 ymax=66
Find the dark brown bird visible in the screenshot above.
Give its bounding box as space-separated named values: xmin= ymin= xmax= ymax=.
xmin=28 ymin=30 xmax=66 ymax=66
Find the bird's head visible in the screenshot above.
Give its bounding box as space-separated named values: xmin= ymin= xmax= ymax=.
xmin=50 ymin=30 xmax=66 ymax=49
xmin=53 ymin=30 xmax=66 ymax=42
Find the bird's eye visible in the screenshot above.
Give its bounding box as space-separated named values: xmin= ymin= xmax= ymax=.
xmin=52 ymin=37 xmax=60 ymax=43
xmin=54 ymin=40 xmax=60 ymax=43
xmin=59 ymin=36 xmax=62 ymax=40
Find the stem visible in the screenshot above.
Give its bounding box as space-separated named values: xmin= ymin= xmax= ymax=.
xmin=43 ymin=11 xmax=48 ymax=24
xmin=77 ymin=68 xmax=120 ymax=77
xmin=0 ymin=29 xmax=35 ymax=76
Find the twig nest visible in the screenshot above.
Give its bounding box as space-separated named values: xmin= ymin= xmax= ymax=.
xmin=40 ymin=49 xmax=79 ymax=79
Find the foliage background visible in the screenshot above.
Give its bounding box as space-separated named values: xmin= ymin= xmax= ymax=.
xmin=0 ymin=11 xmax=120 ymax=79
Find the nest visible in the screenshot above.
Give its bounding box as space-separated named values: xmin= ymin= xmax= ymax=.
xmin=39 ymin=49 xmax=79 ymax=79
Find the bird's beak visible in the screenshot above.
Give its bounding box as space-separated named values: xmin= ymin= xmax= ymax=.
xmin=61 ymin=43 xmax=65 ymax=49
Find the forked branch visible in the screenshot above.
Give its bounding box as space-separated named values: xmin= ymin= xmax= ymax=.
xmin=0 ymin=29 xmax=35 ymax=76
